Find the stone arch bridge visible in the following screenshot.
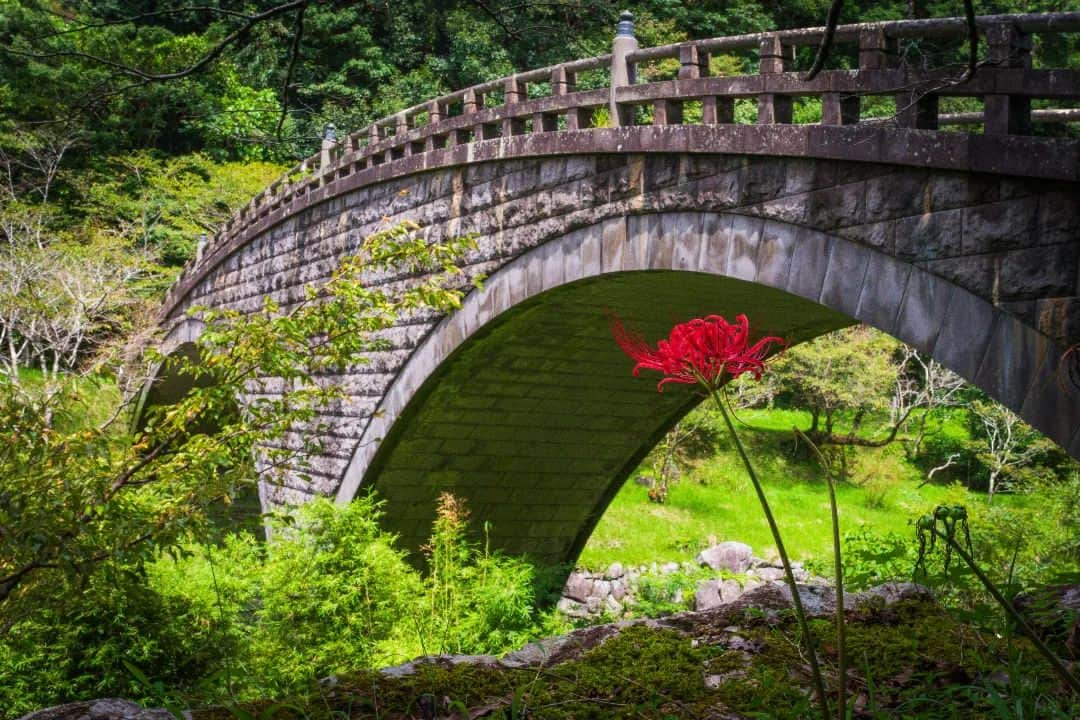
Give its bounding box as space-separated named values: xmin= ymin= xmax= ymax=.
xmin=149 ymin=12 xmax=1080 ymax=565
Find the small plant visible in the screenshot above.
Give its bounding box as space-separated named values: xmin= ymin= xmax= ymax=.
xmin=914 ymin=505 xmax=1080 ymax=698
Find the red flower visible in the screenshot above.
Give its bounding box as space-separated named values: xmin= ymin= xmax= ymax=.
xmin=611 ymin=314 xmax=785 ymax=391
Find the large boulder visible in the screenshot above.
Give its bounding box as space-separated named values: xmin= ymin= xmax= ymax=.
xmin=696 ymin=541 xmax=755 ymax=573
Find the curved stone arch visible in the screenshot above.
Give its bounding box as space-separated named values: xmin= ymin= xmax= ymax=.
xmin=336 ymin=210 xmax=1077 ymax=564
xmin=131 ymin=318 xmax=207 ymax=431
xmin=131 ymin=316 xmax=266 ymax=531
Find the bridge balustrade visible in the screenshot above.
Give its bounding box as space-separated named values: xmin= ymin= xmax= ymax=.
xmin=171 ymin=11 xmax=1080 ymax=313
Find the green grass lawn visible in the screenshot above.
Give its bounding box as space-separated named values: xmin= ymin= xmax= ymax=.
xmin=12 ymin=368 xmax=123 ymax=430
xmin=578 ymin=407 xmax=1019 ymax=570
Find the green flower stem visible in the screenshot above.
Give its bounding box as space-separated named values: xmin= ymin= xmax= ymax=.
xmin=931 ymin=527 xmax=1080 ymax=697
xmin=794 ymin=428 xmax=846 ymax=720
xmin=708 ymin=386 xmax=830 ymax=720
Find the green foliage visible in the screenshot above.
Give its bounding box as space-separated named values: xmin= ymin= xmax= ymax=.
xmin=0 ymin=222 xmax=484 ymax=714
xmin=633 ymin=566 xmax=711 ymax=617
xmin=253 ymin=497 xmax=422 ymax=690
xmin=78 ymin=152 xmax=286 ymax=267
xmin=417 ymin=493 xmax=544 ymax=657
xmin=771 ymin=325 xmax=899 ymax=439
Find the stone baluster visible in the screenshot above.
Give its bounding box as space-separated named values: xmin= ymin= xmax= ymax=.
xmin=425 ymin=100 xmax=446 ymax=152
xmin=503 ymin=77 xmax=527 ymax=137
xmin=680 ymin=45 xmax=732 ymax=124
xmin=757 ymin=35 xmax=793 ymax=124
xmin=860 ymin=27 xmax=937 ymax=130
xmin=366 ymin=124 xmax=381 ymax=167
xmin=653 ymin=98 xmax=682 ymax=125
xmin=822 ymin=94 xmax=860 ymax=125
xmin=390 ymin=113 xmax=409 ymax=158
xmin=609 ymin=11 xmax=638 ymax=127
xmin=858 ymin=28 xmax=897 ymax=70
xmin=984 ymin=22 xmax=1032 ymax=135
xmin=535 ymin=67 xmax=572 ymax=133
xmin=319 ymin=124 xmax=336 ymax=172
xmin=566 ymin=106 xmax=592 ymax=130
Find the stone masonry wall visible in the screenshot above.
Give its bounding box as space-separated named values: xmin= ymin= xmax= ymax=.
xmin=165 ymin=153 xmax=1079 ymax=512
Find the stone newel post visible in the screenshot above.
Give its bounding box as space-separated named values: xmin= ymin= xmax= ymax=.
xmin=319 ymin=123 xmax=336 ymax=171
xmin=609 ymin=11 xmax=638 ymax=127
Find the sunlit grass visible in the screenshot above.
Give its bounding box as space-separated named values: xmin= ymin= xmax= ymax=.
xmin=578 ymin=407 xmax=1015 ymax=570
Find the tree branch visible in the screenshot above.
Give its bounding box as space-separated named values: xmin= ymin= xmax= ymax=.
xmin=804 ymin=0 xmax=843 ymax=81
xmin=276 ymin=5 xmax=307 ymax=138
xmin=3 ymin=0 xmax=310 ymax=83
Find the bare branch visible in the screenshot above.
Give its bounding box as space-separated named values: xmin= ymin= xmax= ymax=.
xmin=30 ymin=5 xmax=257 ymax=40
xmin=276 ymin=6 xmax=307 ymax=138
xmin=2 ymin=0 xmax=310 ymax=83
xmin=804 ymin=0 xmax=844 ymax=81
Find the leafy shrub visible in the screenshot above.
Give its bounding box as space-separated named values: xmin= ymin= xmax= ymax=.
xmin=853 ymin=451 xmax=904 ymax=509
xmin=247 ymin=495 xmax=423 ymax=694
xmin=415 ymin=493 xmax=554 ymax=656
xmin=633 ymin=568 xmax=704 ymax=617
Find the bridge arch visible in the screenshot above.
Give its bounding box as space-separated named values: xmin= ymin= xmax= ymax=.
xmin=148 ymin=10 xmax=1080 ymax=562
xmin=337 ymin=211 xmax=1076 ymax=565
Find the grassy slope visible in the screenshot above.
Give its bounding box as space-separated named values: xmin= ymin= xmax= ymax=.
xmin=578 ymin=408 xmax=1025 ymax=570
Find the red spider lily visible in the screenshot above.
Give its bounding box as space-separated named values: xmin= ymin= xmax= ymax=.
xmin=611 ymin=314 xmax=785 ymax=391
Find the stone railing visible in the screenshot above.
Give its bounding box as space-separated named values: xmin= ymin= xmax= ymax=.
xmin=163 ymin=11 xmax=1080 ymax=319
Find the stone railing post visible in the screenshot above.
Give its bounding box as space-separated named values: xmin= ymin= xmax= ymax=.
xmin=757 ymin=35 xmax=793 ymax=124
xmin=984 ymin=22 xmax=1032 ymax=135
xmin=609 ymin=11 xmax=638 ymax=127
xmin=503 ymin=76 xmax=527 ymax=137
xmin=319 ymin=124 xmax=336 ymax=171
xmin=425 ymin=100 xmax=446 ymax=152
xmin=535 ymin=67 xmax=573 ymax=133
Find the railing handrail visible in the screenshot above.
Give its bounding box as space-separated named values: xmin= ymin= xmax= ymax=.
xmin=628 ymin=11 xmax=1080 ymax=63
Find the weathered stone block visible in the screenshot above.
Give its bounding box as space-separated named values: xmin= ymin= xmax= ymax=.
xmin=854 ymin=252 xmax=910 ymax=336
xmin=725 ymin=215 xmax=764 ymax=281
xmin=785 ymin=231 xmax=831 ymax=302
xmin=896 ymin=270 xmax=955 ymax=355
xmin=820 ymin=240 xmax=871 ymax=318
xmin=755 ymin=220 xmax=799 ymax=289
xmin=999 ymin=244 xmax=1079 ymax=300
xmin=863 ymin=171 xmax=928 ymax=223
xmin=962 ymin=197 xmax=1039 ymax=255
xmin=895 ymin=208 xmax=963 ymax=260
xmin=974 ymin=316 xmax=1043 ymax=413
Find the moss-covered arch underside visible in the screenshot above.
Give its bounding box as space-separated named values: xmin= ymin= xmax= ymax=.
xmin=362 ymin=270 xmax=851 ymax=566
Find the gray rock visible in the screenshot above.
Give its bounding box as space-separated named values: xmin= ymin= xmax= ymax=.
xmin=18 ymin=699 xmax=181 ymax=720
xmin=719 ymin=579 xmax=744 ymax=603
xmin=563 ymin=573 xmax=593 ymax=603
xmin=660 ymin=561 xmax=680 ymax=574
xmin=611 ymin=579 xmax=627 ymax=601
xmin=556 ymin=596 xmax=589 ymax=618
xmin=752 ymin=567 xmax=786 ymax=582
xmin=697 ymin=541 xmax=755 ymax=573
xmin=857 ymin=581 xmax=932 ymax=606
xmin=606 ymin=562 xmax=625 ymax=579
xmin=694 ymin=580 xmax=723 ymax=611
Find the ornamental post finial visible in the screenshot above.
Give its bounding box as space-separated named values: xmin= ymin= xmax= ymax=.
xmin=610 ymin=11 xmax=638 ymax=126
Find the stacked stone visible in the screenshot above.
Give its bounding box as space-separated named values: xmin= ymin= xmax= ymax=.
xmin=557 ymin=541 xmax=827 ymax=619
